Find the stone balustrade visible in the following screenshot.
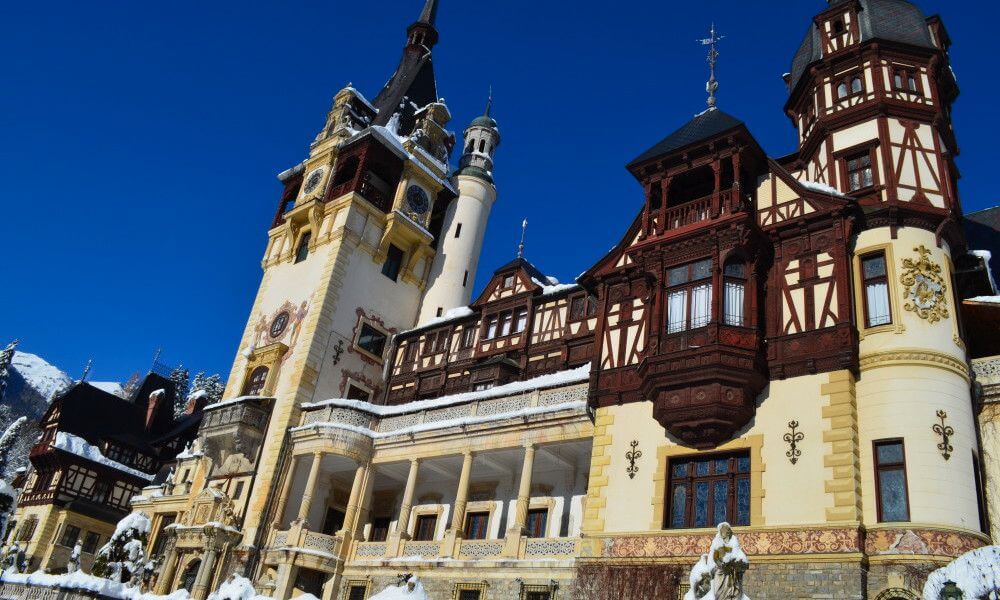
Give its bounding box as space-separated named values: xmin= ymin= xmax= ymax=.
xmin=347 ymin=536 xmax=580 ymax=562
xmin=201 ymin=399 xmax=271 ymax=432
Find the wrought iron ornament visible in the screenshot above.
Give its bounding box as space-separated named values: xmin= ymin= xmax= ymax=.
xmin=783 ymin=420 xmax=804 ymax=465
xmin=698 ymin=24 xmax=724 ymax=109
xmin=933 ymin=410 xmax=954 ymax=460
xmin=625 ymin=440 xmax=642 ymax=479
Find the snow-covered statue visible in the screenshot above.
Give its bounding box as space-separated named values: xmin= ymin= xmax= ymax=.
xmin=368 ymin=574 xmax=427 ymax=599
xmin=66 ymin=541 xmax=82 ymax=573
xmin=923 ymin=545 xmax=1000 ymax=600
xmin=684 ymin=523 xmax=750 ymax=600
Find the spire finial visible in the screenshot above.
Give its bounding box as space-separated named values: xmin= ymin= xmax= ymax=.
xmin=80 ymin=359 xmax=92 ymax=382
xmin=485 ymin=86 xmax=493 ymax=117
xmin=517 ymin=219 xmax=528 ymax=259
xmin=418 ymin=0 xmax=439 ymax=25
xmin=698 ymin=23 xmax=724 ymax=109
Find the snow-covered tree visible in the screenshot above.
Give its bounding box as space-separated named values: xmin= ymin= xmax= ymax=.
xmin=122 ymin=372 xmax=141 ymax=399
xmin=190 ymin=372 xmax=226 ymax=406
xmin=169 ymin=366 xmax=190 ymax=417
xmin=92 ymin=512 xmax=153 ymax=584
xmin=0 ymin=416 xmax=27 ymax=476
xmin=0 ymin=339 xmax=19 ymax=403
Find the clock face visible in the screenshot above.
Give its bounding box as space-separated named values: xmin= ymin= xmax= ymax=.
xmin=303 ymin=169 xmax=324 ymax=195
xmin=406 ymin=185 xmax=430 ymax=215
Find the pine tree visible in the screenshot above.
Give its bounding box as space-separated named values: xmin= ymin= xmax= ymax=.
xmin=189 ymin=372 xmax=226 ymax=406
xmin=0 ymin=416 xmax=27 ymax=476
xmin=93 ymin=512 xmax=152 ymax=584
xmin=0 ymin=339 xmax=19 ymax=403
xmin=169 ymin=366 xmax=190 ymax=418
xmin=122 ymin=372 xmax=141 ymax=399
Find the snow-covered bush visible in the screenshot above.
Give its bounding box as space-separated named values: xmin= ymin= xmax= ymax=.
xmin=93 ymin=512 xmax=153 ymax=584
xmin=924 ymin=545 xmax=1000 ymax=600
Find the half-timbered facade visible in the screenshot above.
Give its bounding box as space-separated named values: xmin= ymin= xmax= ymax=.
xmin=107 ymin=1 xmax=999 ymax=599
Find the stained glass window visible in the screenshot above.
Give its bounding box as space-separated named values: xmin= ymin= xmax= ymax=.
xmin=667 ymin=452 xmax=751 ymax=529
xmin=875 ymin=440 xmax=910 ymax=522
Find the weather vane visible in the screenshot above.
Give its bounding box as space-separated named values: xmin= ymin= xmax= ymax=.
xmin=698 ymin=23 xmax=724 ymax=109
xmin=517 ymin=219 xmax=528 ymax=258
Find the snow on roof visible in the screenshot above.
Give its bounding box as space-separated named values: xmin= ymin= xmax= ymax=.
xmin=89 ymin=381 xmax=126 ymax=398
xmin=923 ymin=545 xmax=1000 ymax=600
xmin=53 ymin=432 xmax=154 ymax=481
xmin=799 ymin=180 xmax=848 ymax=197
xmin=276 ymin=161 xmax=306 ymax=182
xmin=972 ymin=250 xmax=997 ymax=294
xmin=10 ymin=351 xmax=72 ymax=401
xmin=302 ymin=364 xmax=590 ymax=417
xmin=967 ymin=296 xmax=1000 ymax=304
xmin=405 ymin=306 xmax=476 ymax=334
xmin=532 ymin=277 xmax=581 ymax=297
xmin=343 ymin=86 xmax=376 ymax=112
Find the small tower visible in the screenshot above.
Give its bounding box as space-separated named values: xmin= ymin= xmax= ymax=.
xmin=418 ymin=100 xmax=501 ymax=322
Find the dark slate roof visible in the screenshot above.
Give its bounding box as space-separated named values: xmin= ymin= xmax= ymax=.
xmin=789 ymin=0 xmax=935 ymax=91
xmin=495 ymin=257 xmax=549 ymax=285
xmin=629 ymin=109 xmax=744 ymax=167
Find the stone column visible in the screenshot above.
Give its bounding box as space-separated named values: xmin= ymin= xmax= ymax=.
xmin=272 ymin=455 xmax=300 ymax=528
xmin=504 ymin=443 xmax=536 ymax=558
xmin=190 ymin=547 xmax=218 ymax=600
xmin=394 ymin=459 xmax=420 ymax=538
xmin=338 ymin=463 xmax=368 ymax=540
xmin=297 ymin=452 xmax=324 ymax=525
xmin=513 ymin=444 xmax=536 ymax=532
xmin=442 ymin=451 xmax=474 ymax=557
xmin=154 ymin=542 xmax=179 ymax=595
xmin=450 ymin=451 xmax=475 ymax=532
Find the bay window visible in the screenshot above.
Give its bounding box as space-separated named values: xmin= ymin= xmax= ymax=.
xmin=666 ymin=259 xmax=713 ymax=333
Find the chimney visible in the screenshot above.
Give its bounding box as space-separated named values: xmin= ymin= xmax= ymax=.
xmin=185 ymin=389 xmax=209 ymax=415
xmin=146 ymin=389 xmax=166 ymax=430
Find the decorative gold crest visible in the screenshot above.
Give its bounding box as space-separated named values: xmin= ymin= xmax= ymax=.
xmin=900 ymin=245 xmax=949 ymax=323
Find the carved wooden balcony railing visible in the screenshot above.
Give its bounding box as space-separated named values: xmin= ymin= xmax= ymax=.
xmin=657 ymin=188 xmax=744 ymax=234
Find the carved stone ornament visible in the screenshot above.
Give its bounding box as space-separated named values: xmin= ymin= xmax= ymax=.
xmin=900 ymin=245 xmax=949 ymax=323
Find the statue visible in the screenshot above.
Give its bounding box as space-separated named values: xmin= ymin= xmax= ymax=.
xmin=684 ymin=523 xmax=750 ymax=600
xmin=66 ymin=542 xmax=82 ymax=573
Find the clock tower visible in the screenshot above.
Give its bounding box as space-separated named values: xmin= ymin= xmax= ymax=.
xmin=222 ymin=0 xmax=463 ymax=545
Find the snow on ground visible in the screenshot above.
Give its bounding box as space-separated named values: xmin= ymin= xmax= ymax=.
xmin=53 ymin=432 xmax=154 ymax=481
xmin=799 ymin=180 xmax=847 ymax=197
xmin=10 ymin=351 xmax=72 ymax=401
xmin=368 ymin=577 xmax=429 ymax=600
xmin=0 ymin=571 xmax=189 ymax=600
xmin=923 ymin=545 xmax=1000 ymax=600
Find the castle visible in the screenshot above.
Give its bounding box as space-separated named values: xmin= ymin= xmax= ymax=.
xmin=12 ymin=1 xmax=1000 ymax=599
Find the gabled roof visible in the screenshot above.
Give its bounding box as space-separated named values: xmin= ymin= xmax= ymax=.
xmin=628 ymin=109 xmax=745 ymax=168
xmin=494 ymin=257 xmax=548 ymax=284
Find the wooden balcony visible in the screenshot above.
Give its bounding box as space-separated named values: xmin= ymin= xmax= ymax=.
xmin=651 ymin=188 xmax=745 ymax=235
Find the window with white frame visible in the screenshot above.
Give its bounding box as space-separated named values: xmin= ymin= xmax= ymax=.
xmin=723 ymin=260 xmax=746 ymax=326
xmin=666 ymin=259 xmax=713 ymax=333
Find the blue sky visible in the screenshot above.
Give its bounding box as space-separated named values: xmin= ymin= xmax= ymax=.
xmin=1 ymin=0 xmax=996 ymax=384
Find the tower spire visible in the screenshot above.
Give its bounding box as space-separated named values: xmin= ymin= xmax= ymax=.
xmin=698 ymin=23 xmax=724 ymax=109
xmin=417 ymin=0 xmax=439 ymax=25
xmin=485 ymin=86 xmax=493 ymax=117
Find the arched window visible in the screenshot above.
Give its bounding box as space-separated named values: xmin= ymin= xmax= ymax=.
xmin=723 ymin=259 xmax=747 ymax=326
xmin=837 ymin=82 xmax=849 ymax=99
xmin=242 ymin=366 xmax=269 ymax=396
xmin=180 ymin=560 xmax=201 ymax=592
xmin=465 ymin=140 xmax=475 ymax=154
xmin=295 ymin=232 xmax=311 ymax=264
xmin=478 ymin=139 xmax=486 ymax=153
xmin=851 ymin=76 xmax=863 ymax=94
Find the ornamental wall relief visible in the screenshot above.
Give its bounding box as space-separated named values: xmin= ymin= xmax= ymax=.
xmin=251 ymin=300 xmax=311 ymax=360
xmin=899 ymin=245 xmax=949 ymax=323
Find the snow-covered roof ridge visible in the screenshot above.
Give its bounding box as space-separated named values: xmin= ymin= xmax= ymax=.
xmin=404 ymin=306 xmax=476 ymax=334
xmin=531 ymin=277 xmax=581 ymax=297
xmin=971 ymin=249 xmax=997 ymax=294
xmin=302 ymin=364 xmax=591 ymax=417
xmin=967 ymin=295 xmax=1000 ymax=304
xmin=52 ymin=432 xmax=154 ymax=481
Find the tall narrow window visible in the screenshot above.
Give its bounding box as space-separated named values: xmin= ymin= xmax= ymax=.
xmin=370 ymin=517 xmax=391 ymax=542
xmin=435 ymin=330 xmax=450 ymax=352
xmin=294 ymin=232 xmax=311 ymax=264
xmin=499 ymin=312 xmax=513 ymax=337
xmin=455 ymin=223 xmax=463 ymax=238
xmin=723 ymin=261 xmax=747 ymax=326
xmin=666 ymin=452 xmax=751 ymax=529
xmin=850 ymin=76 xmax=863 ymax=94
xmin=861 ymin=252 xmax=891 ymax=327
xmin=413 ymin=514 xmax=437 ymax=541
xmin=973 ymin=452 xmax=988 ymax=534
xmin=59 ymin=525 xmax=81 ymax=547
xmin=874 ymin=440 xmax=910 ymax=522
xmin=382 ymin=244 xmax=404 ymax=281
xmin=846 ymin=151 xmax=874 ymax=191
xmin=514 ymin=308 xmax=529 ymax=333
xmin=242 ymin=366 xmax=269 ymax=396
xmin=525 ymin=508 xmax=548 ymax=538
xmin=484 ymin=315 xmax=498 ymax=340
xmin=837 ymin=82 xmax=849 ymax=99
xmin=666 ymin=259 xmax=713 ymax=333
xmin=461 ymin=327 xmax=476 ymax=349
xmin=464 ymin=511 xmax=489 ymax=540
xmin=463 ymin=271 xmax=469 ymax=287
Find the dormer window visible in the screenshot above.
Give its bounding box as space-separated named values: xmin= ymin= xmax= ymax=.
xmin=503 ymin=274 xmax=515 ymax=288
xmin=832 ymin=18 xmax=846 ymax=34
